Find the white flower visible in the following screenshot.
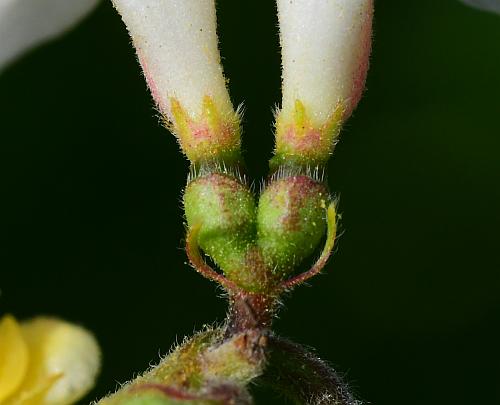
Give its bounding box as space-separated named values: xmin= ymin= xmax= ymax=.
xmin=112 ymin=0 xmax=233 ymax=121
xmin=0 ymin=0 xmax=99 ymax=71
xmin=273 ymin=0 xmax=373 ymax=166
xmin=111 ymin=0 xmax=241 ymax=163
xmin=278 ymin=0 xmax=373 ymax=125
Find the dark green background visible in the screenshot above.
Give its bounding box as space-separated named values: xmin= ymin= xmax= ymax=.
xmin=1 ymin=1 xmax=499 ymax=404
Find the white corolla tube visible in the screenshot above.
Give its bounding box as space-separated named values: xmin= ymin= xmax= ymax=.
xmin=274 ymin=0 xmax=373 ymax=166
xmin=0 ymin=0 xmax=99 ymax=71
xmin=112 ymin=0 xmax=240 ymax=163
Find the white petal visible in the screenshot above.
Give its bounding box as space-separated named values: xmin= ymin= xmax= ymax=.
xmin=0 ymin=0 xmax=99 ymax=71
xmin=278 ymin=0 xmax=373 ymax=125
xmin=460 ymin=0 xmax=500 ymax=14
xmin=112 ymin=0 xmax=234 ymax=120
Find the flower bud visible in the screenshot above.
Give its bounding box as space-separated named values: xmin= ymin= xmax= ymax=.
xmin=257 ymin=175 xmax=329 ymax=275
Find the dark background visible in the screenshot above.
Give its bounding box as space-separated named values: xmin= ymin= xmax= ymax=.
xmin=1 ymin=1 xmax=499 ymax=404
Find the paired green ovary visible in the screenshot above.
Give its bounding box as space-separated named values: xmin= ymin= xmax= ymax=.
xmin=183 ymin=172 xmax=329 ymax=292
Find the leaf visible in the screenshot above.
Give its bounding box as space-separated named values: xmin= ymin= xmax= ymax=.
xmin=0 ymin=0 xmax=99 ymax=71
xmin=261 ymin=335 xmax=362 ymax=405
xmin=97 ymin=329 xmax=263 ymax=405
xmin=460 ymin=0 xmax=500 ymax=14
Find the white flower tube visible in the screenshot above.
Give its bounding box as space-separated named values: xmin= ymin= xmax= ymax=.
xmin=0 ymin=0 xmax=99 ymax=71
xmin=274 ymin=0 xmax=373 ymax=167
xmin=112 ymin=0 xmax=241 ymax=164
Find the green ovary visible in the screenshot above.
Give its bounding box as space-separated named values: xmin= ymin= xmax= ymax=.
xmin=184 ymin=173 xmax=256 ymax=284
xmin=257 ymin=176 xmax=328 ymax=276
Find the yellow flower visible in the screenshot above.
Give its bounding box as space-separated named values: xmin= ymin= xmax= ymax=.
xmin=0 ymin=315 xmax=100 ymax=405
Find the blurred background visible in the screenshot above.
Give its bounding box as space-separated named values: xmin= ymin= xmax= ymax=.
xmin=1 ymin=0 xmax=499 ymax=404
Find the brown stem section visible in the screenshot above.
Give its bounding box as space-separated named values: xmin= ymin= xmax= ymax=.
xmin=225 ymin=291 xmax=278 ymax=336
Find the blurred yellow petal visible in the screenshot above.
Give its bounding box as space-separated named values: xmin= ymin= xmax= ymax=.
xmin=6 ymin=317 xmax=100 ymax=405
xmin=6 ymin=374 xmax=62 ymax=405
xmin=0 ymin=315 xmax=29 ymax=402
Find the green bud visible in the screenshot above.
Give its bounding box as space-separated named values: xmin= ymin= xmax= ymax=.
xmin=257 ymin=175 xmax=329 ymax=275
xmin=184 ymin=173 xmax=256 ymax=285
